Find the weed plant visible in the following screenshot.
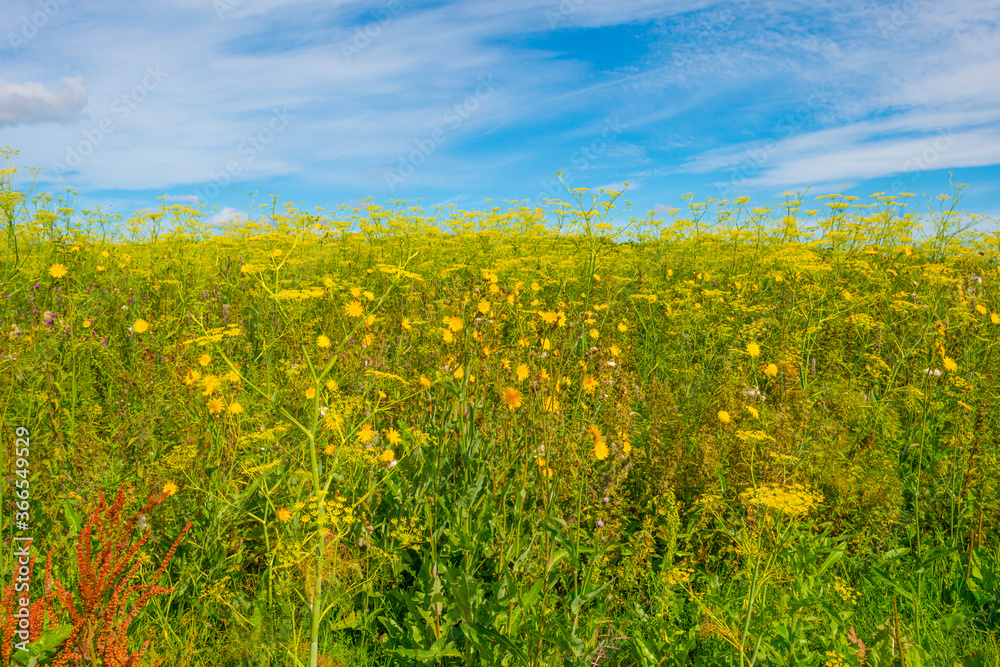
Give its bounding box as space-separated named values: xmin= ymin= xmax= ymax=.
xmin=1 ymin=147 xmax=999 ymax=665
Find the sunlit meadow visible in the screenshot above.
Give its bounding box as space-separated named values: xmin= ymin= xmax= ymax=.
xmin=1 ymin=147 xmax=999 ymax=666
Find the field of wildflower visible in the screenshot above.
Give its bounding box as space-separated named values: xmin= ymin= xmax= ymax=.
xmin=1 ymin=149 xmax=999 ymax=666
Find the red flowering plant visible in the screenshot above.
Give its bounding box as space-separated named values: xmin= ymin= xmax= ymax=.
xmin=1 ymin=485 xmax=192 ymax=666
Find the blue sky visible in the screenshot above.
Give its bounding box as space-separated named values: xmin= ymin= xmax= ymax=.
xmin=2 ymin=0 xmax=999 ymax=233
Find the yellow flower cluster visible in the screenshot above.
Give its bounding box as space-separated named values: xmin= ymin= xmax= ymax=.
xmin=739 ymin=483 xmax=823 ymax=517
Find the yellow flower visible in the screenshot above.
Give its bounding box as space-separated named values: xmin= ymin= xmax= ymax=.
xmin=589 ymin=328 xmax=600 ymax=340
xmin=543 ymin=396 xmax=560 ymax=412
xmin=350 ymin=286 xmax=362 ymax=298
xmin=316 ymin=334 xmax=331 ymax=349
xmin=381 ymin=449 xmax=395 ymax=463
xmin=745 ymin=405 xmax=759 ymax=419
xmin=582 ymin=376 xmax=597 ymax=395
xmin=976 ymin=304 xmax=987 ymax=315
xmin=208 ymin=397 xmax=225 ymax=414
xmin=764 ymin=363 xmax=778 ymax=378
xmin=229 ymin=401 xmax=243 ymax=415
xmin=401 ymin=317 xmax=412 ymax=330
xmin=357 ymin=423 xmax=376 ymax=444
xmin=478 ymin=300 xmax=491 ymax=314
xmin=49 ymin=263 xmax=68 ymax=279
xmin=82 ymin=320 xmax=91 ymax=328
xmin=326 ymin=379 xmax=339 ymax=392
xmin=444 ymin=316 xmax=463 ymax=332
xmin=419 ymin=374 xmax=431 ymax=388
xmin=540 ymin=310 xmax=559 ymax=324
xmin=746 ymin=342 xmax=760 ymax=358
xmin=943 ymin=357 xmax=958 ymax=372
xmin=618 ymin=322 xmax=628 ymax=333
xmin=363 ymin=290 xmax=375 ymax=301
xmin=304 ymin=386 xmax=316 ymax=400
xmin=198 ymin=353 xmax=211 ymax=366
xmin=992 ymin=312 xmax=1000 ymax=324
xmin=608 ymin=345 xmax=620 ymax=357
xmin=442 ymin=328 xmax=454 ymax=343
xmin=386 ymin=428 xmax=402 ymax=446
xmin=323 ymin=276 xmax=334 ymax=288
xmin=592 ymin=440 xmax=609 ymax=461
xmin=453 ymin=366 xmax=464 ymax=379
xmin=718 ymin=410 xmax=731 ymax=424
xmin=162 ymin=481 xmax=179 ymax=496
xmin=345 ymin=300 xmax=364 ymax=318
xmin=277 ymin=508 xmax=292 ymax=522
xmin=133 ymin=319 xmax=150 ymax=333
xmin=502 ymin=387 xmax=522 ymax=409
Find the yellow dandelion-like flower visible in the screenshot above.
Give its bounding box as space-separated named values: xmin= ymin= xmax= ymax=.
xmin=991 ymin=312 xmax=1000 ymax=324
xmin=582 ymin=376 xmax=597 ymax=395
xmin=401 ymin=317 xmax=412 ymax=330
xmin=316 ymin=334 xmax=331 ymax=349
xmin=277 ymin=508 xmax=292 ymax=522
xmin=304 ymin=386 xmax=316 ymax=400
xmin=386 ymin=428 xmax=402 ymax=446
xmin=746 ymin=342 xmax=760 ymax=358
xmin=323 ymin=276 xmax=334 ymax=288
xmin=381 ymin=449 xmax=395 ymax=463
xmin=49 ymin=263 xmax=68 ymax=279
xmin=442 ymin=328 xmax=454 ymax=343
xmin=364 ymin=314 xmax=377 ymax=328
xmin=82 ymin=320 xmax=91 ymax=328
xmin=229 ymin=401 xmax=243 ymax=415
xmin=363 ymin=290 xmax=375 ymax=301
xmin=543 ymin=396 xmax=560 ymax=412
xmin=198 ymin=353 xmax=211 ymax=366
xmin=478 ymin=300 xmax=491 ymax=314
xmin=183 ymin=369 xmax=201 ymax=386
xmin=444 ymin=316 xmax=463 ymax=332
xmin=516 ymin=363 xmax=530 ymax=381
xmin=345 ymin=300 xmax=364 ymax=318
xmin=226 ymin=369 xmax=241 ymax=383
xmin=718 ymin=410 xmax=731 ymax=424
xmin=162 ymin=481 xmax=179 ymax=496
xmin=540 ymin=310 xmax=559 ymax=324
xmin=208 ymin=397 xmax=225 ymax=414
xmin=608 ymin=345 xmax=620 ymax=357
xmin=943 ymin=357 xmax=958 ymax=372
xmin=589 ymin=328 xmax=600 ymax=340
xmin=618 ymin=322 xmax=628 ymax=333
xmin=133 ymin=319 xmax=149 ymax=334
xmin=976 ymin=304 xmax=987 ymax=315
xmin=764 ymin=363 xmax=778 ymax=377
xmin=357 ymin=423 xmax=376 ymax=444
xmin=592 ymin=440 xmax=609 ymax=461
xmin=326 ymin=379 xmax=338 ymax=392
xmin=745 ymin=405 xmax=759 ymax=419
xmin=502 ymin=387 xmax=522 ymax=409
xmin=419 ymin=374 xmax=431 ymax=388
xmin=536 ymin=456 xmax=546 ymax=468
xmin=350 ymin=286 xmax=362 ymax=298
xmin=453 ymin=366 xmax=464 ymax=379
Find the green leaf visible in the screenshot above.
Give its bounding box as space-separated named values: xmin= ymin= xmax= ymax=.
xmin=570 ymin=581 xmax=610 ymax=615
xmin=874 ymin=547 xmax=910 ymax=569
